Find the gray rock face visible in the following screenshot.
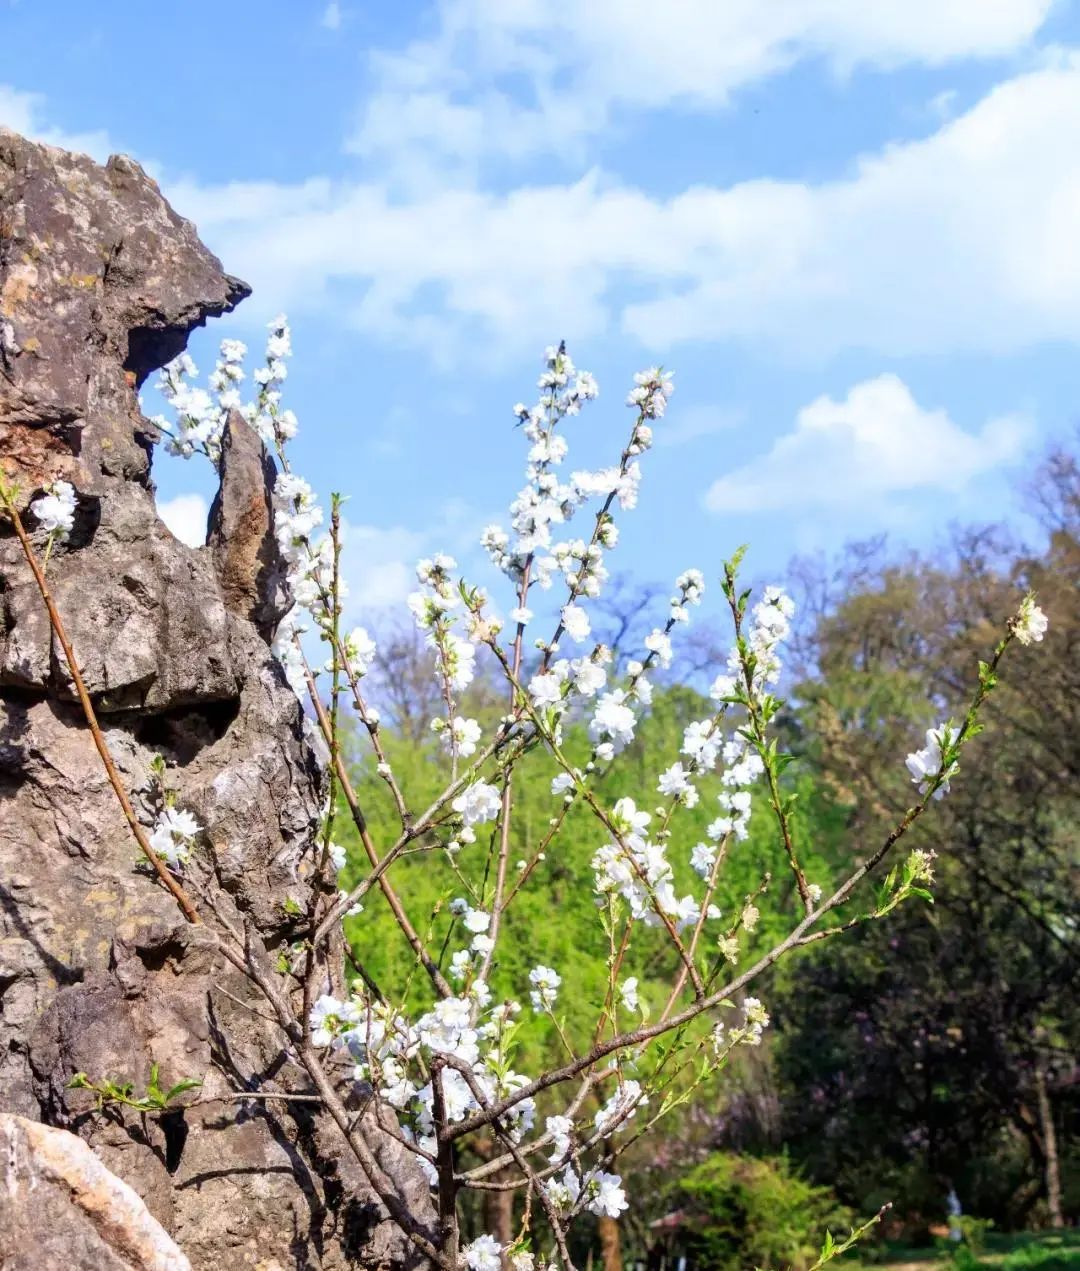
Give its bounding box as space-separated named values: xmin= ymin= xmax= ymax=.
xmin=0 ymin=1112 xmax=192 ymax=1271
xmin=0 ymin=129 xmax=429 ymax=1268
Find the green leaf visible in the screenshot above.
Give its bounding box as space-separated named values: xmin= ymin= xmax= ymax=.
xmin=163 ymin=1078 xmax=203 ymax=1105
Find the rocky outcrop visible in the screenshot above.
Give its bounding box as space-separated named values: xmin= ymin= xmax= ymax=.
xmin=207 ymin=411 xmax=290 ymax=641
xmin=0 ymin=1112 xmax=192 ymax=1271
xmin=0 ymin=129 xmax=428 ymax=1267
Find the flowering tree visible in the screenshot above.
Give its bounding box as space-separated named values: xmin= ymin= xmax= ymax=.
xmin=0 ymin=324 xmax=1049 ymax=1271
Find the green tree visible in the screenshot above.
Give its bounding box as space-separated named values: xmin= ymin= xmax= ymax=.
xmin=772 ymin=442 xmax=1079 ymax=1229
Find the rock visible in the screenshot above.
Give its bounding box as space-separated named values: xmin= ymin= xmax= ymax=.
xmin=207 ymin=411 xmax=289 ymax=642
xmin=0 ymin=130 xmax=431 ymax=1268
xmin=0 ymin=1112 xmax=191 ymax=1270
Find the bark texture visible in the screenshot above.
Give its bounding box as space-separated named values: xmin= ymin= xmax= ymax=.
xmin=0 ymin=128 xmax=430 ymax=1269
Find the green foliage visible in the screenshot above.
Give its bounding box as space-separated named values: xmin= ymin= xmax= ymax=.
xmin=1000 ymin=1235 xmax=1080 ymax=1271
xmin=666 ymin=1151 xmax=852 ymax=1271
xmin=772 ymin=473 xmax=1080 ymax=1227
xmin=956 ymin=1216 xmax=995 ymax=1254
xmin=67 ymin=1064 xmax=202 ymax=1112
xmin=337 ymin=676 xmax=838 ymax=1080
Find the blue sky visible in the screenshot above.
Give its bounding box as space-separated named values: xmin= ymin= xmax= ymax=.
xmin=4 ymin=0 xmax=1079 ymax=628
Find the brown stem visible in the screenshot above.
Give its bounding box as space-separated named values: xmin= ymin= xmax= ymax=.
xmin=218 ymin=927 xmax=451 ymax=1269
xmin=431 ymin=1059 xmax=461 ymax=1263
xmin=301 ymin=652 xmax=452 ymax=997
xmin=481 ymin=558 xmax=533 ymax=986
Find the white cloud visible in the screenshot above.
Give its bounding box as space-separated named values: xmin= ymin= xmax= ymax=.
xmin=348 ymin=0 xmax=1052 ymax=171
xmin=0 ymin=83 xmax=112 ymax=161
xmin=339 ymin=519 xmax=439 ymax=614
xmin=623 ymin=52 xmax=1080 ymax=357
xmin=704 ymin=373 xmax=1030 ymax=514
xmin=157 ymin=493 xmax=209 ymax=547
xmin=171 ymin=56 xmax=1080 ymax=364
xmin=321 ymin=1 xmax=342 ymax=31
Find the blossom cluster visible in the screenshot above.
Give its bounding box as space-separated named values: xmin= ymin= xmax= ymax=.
xmin=307 ymin=985 xmax=541 ymax=1184
xmin=593 ymin=797 xmax=701 ymax=928
xmin=29 ymin=479 xmax=77 ymax=541
xmin=148 ymin=806 xmax=201 ymax=868
xmin=407 ymin=553 xmax=485 ymax=764
xmin=153 ymin=317 xmax=297 ymax=464
xmin=543 ymin=1164 xmax=628 ymax=1219
xmin=482 ymin=345 xmax=652 ymax=620
xmin=143 ymin=327 xmax=1048 ymax=1268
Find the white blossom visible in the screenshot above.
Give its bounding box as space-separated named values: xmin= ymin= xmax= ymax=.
xmin=1014 ymin=595 xmax=1049 ymax=646
xmin=572 ymin=658 xmax=607 ymax=697
xmin=30 ymin=480 xmax=77 ymax=540
xmin=462 ymin=907 xmax=491 ymax=935
xmin=344 ymin=627 xmax=377 ymax=676
xmin=528 ymin=965 xmax=561 ymax=1011
xmin=610 ymin=797 xmax=650 ymax=837
xmin=148 ymin=806 xmax=201 ymax=868
xmin=561 ymin=603 xmax=591 ymax=643
xmin=690 ymin=842 xmax=716 ymax=879
xmin=452 ymin=782 xmax=501 ymax=827
xmin=657 ymin=762 xmax=695 ymax=803
xmin=529 ymin=670 xmax=565 ymax=710
xmin=437 ymin=716 xmax=482 ymax=758
xmin=742 ymin=995 xmax=770 ymax=1045
xmin=644 ymin=629 xmax=673 ymax=668
xmin=594 ymin=1079 xmax=645 ymax=1136
xmin=905 ymin=723 xmax=959 ymax=800
xmin=546 ymin=1114 xmax=573 ymax=1163
xmin=676 ymin=568 xmax=705 ymax=606
xmin=464 ymin=1235 xmax=502 ymax=1271
xmin=589 ymin=691 xmax=637 ymax=751
xmin=626 ymin=367 xmax=674 ymax=419
xmin=308 ymin=994 xmax=361 ymax=1049
xmin=339 ymin=889 xmax=364 ymax=917
xmin=272 ymin=616 xmax=308 ymax=697
xmin=586 ymin=1170 xmax=628 ymax=1219
xmin=551 ymin=772 xmax=576 ymax=796
xmin=619 ymin=977 xmax=639 ymax=1012
xmin=544 ymin=1166 xmax=581 ymax=1213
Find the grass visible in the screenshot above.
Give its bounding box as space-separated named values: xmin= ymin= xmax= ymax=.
xmin=848 ymin=1230 xmax=1080 ymax=1271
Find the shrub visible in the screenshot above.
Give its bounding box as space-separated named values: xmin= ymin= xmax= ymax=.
xmin=669 ymin=1151 xmax=853 ymax=1270
xmin=1001 ymin=1240 xmax=1080 ymax=1271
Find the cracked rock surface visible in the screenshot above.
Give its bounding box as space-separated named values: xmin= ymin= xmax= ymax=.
xmin=0 ymin=1111 xmax=192 ymax=1271
xmin=0 ymin=128 xmax=429 ymax=1269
